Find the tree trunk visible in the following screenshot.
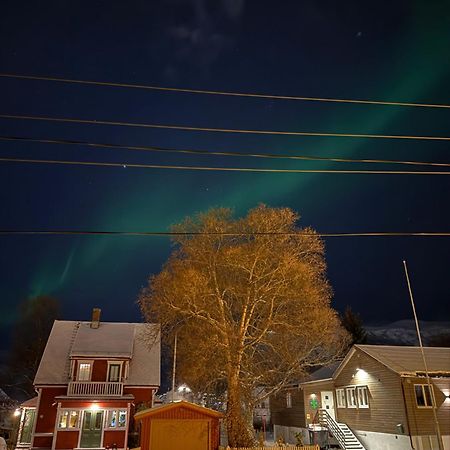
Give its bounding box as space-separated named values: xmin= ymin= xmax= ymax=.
xmin=226 ymin=372 xmax=255 ymax=447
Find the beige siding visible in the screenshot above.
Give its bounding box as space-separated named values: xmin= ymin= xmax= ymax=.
xmin=302 ymin=380 xmax=335 ymax=426
xmin=270 ymin=387 xmax=305 ymax=428
xmin=271 ymin=380 xmax=335 ymax=429
xmin=334 ymin=348 xmax=408 ymax=435
xmin=402 ymin=376 xmax=450 ymax=436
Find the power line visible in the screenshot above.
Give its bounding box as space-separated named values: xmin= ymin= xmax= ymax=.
xmin=1 ymin=113 xmax=450 ymax=142
xmin=1 ymin=72 xmax=449 ymax=110
xmin=1 ymin=230 xmax=450 ymax=238
xmin=2 ymin=135 xmax=450 ymax=168
xmin=1 ymin=156 xmax=450 ymax=175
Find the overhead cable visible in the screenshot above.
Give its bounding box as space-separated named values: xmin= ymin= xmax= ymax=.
xmin=1 ymin=156 xmax=450 ymax=175
xmin=2 ymin=135 xmax=450 ymax=168
xmin=1 ymin=113 xmax=450 ymax=142
xmin=1 ymin=73 xmax=449 ymax=109
xmin=1 ymin=230 xmax=450 ymax=238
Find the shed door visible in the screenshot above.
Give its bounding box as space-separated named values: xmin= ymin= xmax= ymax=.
xmin=321 ymin=391 xmax=335 ymax=420
xmin=150 ymin=419 xmax=209 ymax=450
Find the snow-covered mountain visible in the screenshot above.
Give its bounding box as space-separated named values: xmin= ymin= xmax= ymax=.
xmin=365 ymin=320 xmax=450 ymax=346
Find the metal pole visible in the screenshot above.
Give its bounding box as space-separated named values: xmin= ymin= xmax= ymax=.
xmin=171 ymin=332 xmax=177 ymax=403
xmin=403 ymin=260 xmax=444 ymax=450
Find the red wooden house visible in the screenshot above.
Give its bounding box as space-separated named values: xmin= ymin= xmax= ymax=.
xmin=19 ymin=310 xmax=160 ymax=450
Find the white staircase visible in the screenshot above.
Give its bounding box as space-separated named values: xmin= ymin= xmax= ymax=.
xmin=318 ymin=409 xmax=366 ymax=450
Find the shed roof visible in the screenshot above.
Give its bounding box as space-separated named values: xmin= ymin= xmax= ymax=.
xmin=34 ymin=320 xmax=160 ymax=386
xmin=334 ymin=345 xmax=450 ymax=378
xmin=135 ymin=401 xmax=223 ymax=421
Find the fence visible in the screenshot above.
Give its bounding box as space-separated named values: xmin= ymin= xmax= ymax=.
xmin=219 ymin=446 xmax=320 ymax=450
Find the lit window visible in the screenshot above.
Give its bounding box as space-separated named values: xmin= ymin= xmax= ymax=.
xmin=58 ymin=410 xmax=80 ymax=429
xmin=357 ymin=386 xmax=369 ymax=408
xmin=107 ymin=410 xmax=127 ymax=428
xmin=336 ymin=389 xmax=346 ymax=408
xmin=286 ymin=392 xmax=292 ymax=408
xmin=415 ymin=384 xmax=434 ymax=408
xmin=346 ymin=387 xmax=357 ymax=408
xmin=78 ymin=362 xmax=92 ymax=381
xmin=118 ymin=411 xmax=126 ymax=428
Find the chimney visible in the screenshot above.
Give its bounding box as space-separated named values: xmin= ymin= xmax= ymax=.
xmin=91 ymin=308 xmax=101 ymax=329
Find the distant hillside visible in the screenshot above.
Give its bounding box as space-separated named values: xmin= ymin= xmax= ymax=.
xmin=365 ymin=320 xmax=450 ymax=346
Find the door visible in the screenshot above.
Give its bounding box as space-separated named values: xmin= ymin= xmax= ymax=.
xmin=80 ymin=410 xmax=104 ymax=448
xmin=321 ymin=391 xmax=335 ymax=420
xmin=150 ymin=420 xmax=209 ymax=450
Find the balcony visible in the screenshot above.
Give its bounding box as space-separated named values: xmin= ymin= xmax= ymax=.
xmin=68 ymin=381 xmax=124 ymax=397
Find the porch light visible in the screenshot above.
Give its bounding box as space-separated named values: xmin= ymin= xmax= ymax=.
xmin=90 ymin=403 xmax=100 ymax=411
xmin=13 ymin=409 xmax=21 ymax=417
xmin=177 ymin=384 xmax=191 ymax=393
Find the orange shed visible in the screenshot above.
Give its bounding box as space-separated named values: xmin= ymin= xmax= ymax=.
xmin=135 ymin=401 xmax=223 ymax=450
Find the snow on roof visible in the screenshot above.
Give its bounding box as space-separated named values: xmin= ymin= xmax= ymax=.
xmin=71 ymin=322 xmax=135 ymax=357
xmin=20 ymin=396 xmax=38 ymax=408
xmin=34 ymin=320 xmax=160 ymax=386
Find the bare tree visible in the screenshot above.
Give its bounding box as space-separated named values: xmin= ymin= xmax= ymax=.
xmin=4 ymin=296 xmax=60 ymax=398
xmin=139 ymin=206 xmax=349 ymax=446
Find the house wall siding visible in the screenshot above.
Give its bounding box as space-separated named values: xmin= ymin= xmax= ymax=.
xmin=334 ymin=349 xmax=409 ymax=435
xmin=73 ymin=359 xmax=129 ymax=381
xmin=103 ymin=430 xmax=126 ymax=448
xmin=92 ymin=360 xmax=108 ymax=381
xmin=55 ymin=430 xmax=78 ymax=449
xmin=302 ymin=380 xmax=335 ymax=426
xmin=402 ymin=376 xmax=450 ymax=437
xmin=124 ymin=387 xmax=154 ymax=405
xmin=33 ymin=386 xmax=66 ymax=449
xmin=33 ymin=436 xmax=53 ymax=448
xmin=270 ymin=387 xmax=305 ymax=428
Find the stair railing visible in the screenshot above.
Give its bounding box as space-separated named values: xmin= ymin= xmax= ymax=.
xmin=317 ymin=409 xmax=347 ymax=449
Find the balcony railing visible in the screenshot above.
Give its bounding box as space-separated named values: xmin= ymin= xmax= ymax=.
xmin=68 ymin=381 xmax=124 ymax=397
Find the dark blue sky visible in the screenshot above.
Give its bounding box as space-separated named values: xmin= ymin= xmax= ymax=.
xmin=1 ymin=0 xmax=450 ymax=351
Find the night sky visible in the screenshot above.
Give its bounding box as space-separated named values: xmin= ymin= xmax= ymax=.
xmin=1 ymin=0 xmax=450 ymax=352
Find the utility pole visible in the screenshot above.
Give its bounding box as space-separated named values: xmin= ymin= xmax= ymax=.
xmin=403 ymin=260 xmax=444 ymax=450
xmin=171 ymin=332 xmax=177 ymax=403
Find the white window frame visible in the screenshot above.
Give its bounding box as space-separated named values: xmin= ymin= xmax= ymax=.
xmin=414 ymin=384 xmax=434 ymax=408
xmin=104 ymin=409 xmax=127 ymax=429
xmin=336 ymin=388 xmax=346 ymax=408
xmin=356 ymin=386 xmax=369 ymax=408
xmin=57 ymin=409 xmax=81 ymax=430
xmin=77 ymin=360 xmax=93 ymax=381
xmin=286 ymin=392 xmax=292 ymax=408
xmin=107 ymin=361 xmax=123 ymax=382
xmin=346 ymin=387 xmax=357 ymax=408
